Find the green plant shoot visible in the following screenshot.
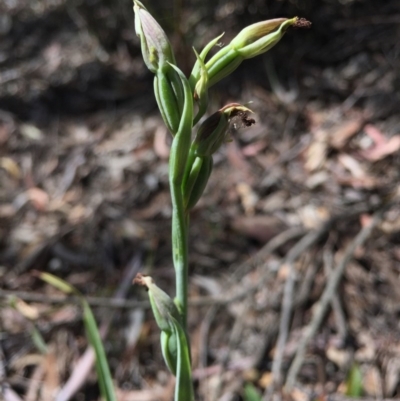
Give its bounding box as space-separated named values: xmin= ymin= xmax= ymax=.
xmin=133 ymin=2 xmax=310 ymax=399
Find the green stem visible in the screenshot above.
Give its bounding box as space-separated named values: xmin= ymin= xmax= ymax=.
xmin=170 ymin=175 xmax=189 ymax=328
xmin=166 ymin=65 xmax=193 ymax=330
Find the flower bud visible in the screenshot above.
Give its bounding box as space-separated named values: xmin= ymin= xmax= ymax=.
xmin=193 ymin=103 xmax=255 ymax=157
xmin=134 ymin=0 xmax=176 ymax=73
xmin=230 ymin=18 xmax=291 ymax=58
xmin=203 ymin=17 xmax=309 ymax=87
xmin=133 ymin=274 xmax=181 ymax=332
xmin=192 ymin=48 xmax=209 ymax=125
xmin=134 ymin=273 xmax=192 ymax=382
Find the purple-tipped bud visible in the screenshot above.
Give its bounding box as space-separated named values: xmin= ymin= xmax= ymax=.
xmin=134 ymin=0 xmax=176 ymax=73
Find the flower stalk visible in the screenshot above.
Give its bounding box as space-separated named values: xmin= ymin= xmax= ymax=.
xmin=133 ymin=2 xmax=310 ymax=399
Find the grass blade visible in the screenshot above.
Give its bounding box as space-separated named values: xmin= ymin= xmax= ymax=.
xmin=38 ymin=272 xmax=117 ymax=401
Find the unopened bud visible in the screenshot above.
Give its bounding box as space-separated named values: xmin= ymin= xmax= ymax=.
xmin=230 ymin=18 xmax=291 ymax=58
xmin=134 ymin=274 xmax=190 ymax=377
xmin=204 ymin=17 xmax=310 ymax=87
xmin=134 ymin=0 xmax=176 ymax=73
xmin=134 ymin=273 xmax=181 ymax=332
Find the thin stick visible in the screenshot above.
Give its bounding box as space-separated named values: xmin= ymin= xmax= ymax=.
xmin=0 ymin=289 xmax=149 ymax=309
xmin=199 ymin=305 xmax=219 ymax=369
xmin=230 ymin=227 xmax=307 ymax=279
xmin=1 ymin=342 xmax=23 ymax=401
xmin=284 ymin=208 xmax=385 ymax=392
xmin=265 ymin=204 xmax=372 ymax=400
xmin=0 ymin=287 xmax=271 ymax=309
xmin=267 ymin=221 xmax=333 ymax=398
xmin=323 ymin=248 xmax=347 ymax=339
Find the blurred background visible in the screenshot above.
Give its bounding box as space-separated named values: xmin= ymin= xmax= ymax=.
xmin=1 ymin=0 xmax=400 ymax=400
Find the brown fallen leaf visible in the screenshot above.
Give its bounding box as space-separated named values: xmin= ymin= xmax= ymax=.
xmin=385 ymin=356 xmax=400 ymax=396
xmin=117 ymin=377 xmax=175 ymax=401
xmin=20 ymin=123 xmax=44 ymax=141
xmin=338 ymin=154 xmax=366 ymax=179
xmin=335 ymin=153 xmax=378 ymax=188
xmin=304 ymin=129 xmax=328 ymax=172
xmin=226 ymin=138 xmax=253 ymax=183
xmin=0 ymin=203 xmax=16 ymax=218
xmin=1 ymin=307 xmax=31 ymax=333
xmin=298 ymin=204 xmax=330 ymax=229
xmin=380 ymin=209 xmax=400 ymax=234
xmin=355 ymin=331 xmax=376 ymax=362
xmin=14 ymin=299 xmax=40 ymax=320
xmin=236 ymin=182 xmax=258 ymax=216
xmin=335 ymin=175 xmax=378 ymax=189
xmin=326 ymin=345 xmax=351 ymax=369
xmin=290 ymin=387 xmax=309 ymax=401
xmin=26 ymin=187 xmax=50 ymax=211
xmin=25 ymin=364 xmax=44 ymax=401
xmin=0 ymin=157 xmax=21 ymax=179
xmin=363 ymin=365 xmax=382 ymax=397
xmin=363 ymin=124 xmax=386 ymax=146
xmin=230 ymin=215 xmax=286 ymax=243
xmin=241 ymin=139 xmax=268 ymax=157
xmin=360 ymin=124 xmax=400 ymax=161
xmin=258 ymin=371 xmax=273 ymax=388
xmin=0 ymin=117 xmax=14 ymax=145
xmin=360 ymin=213 xmax=373 ymax=228
xmin=42 ymin=351 xmax=60 ymax=401
xmin=50 ymin=305 xmax=79 ymax=324
xmin=329 ymin=118 xmax=364 ymax=149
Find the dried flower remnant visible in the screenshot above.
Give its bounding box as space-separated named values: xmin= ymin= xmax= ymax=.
xmin=193 ymin=103 xmax=255 ymax=157
xmin=232 ymin=110 xmax=256 ymax=128
xmin=293 ymin=18 xmax=312 ymax=29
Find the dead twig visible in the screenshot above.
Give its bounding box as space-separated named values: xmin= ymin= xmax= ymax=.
xmin=265 ymin=204 xmax=371 ymax=400
xmin=284 ymin=207 xmax=386 ymax=392
xmin=327 ymin=397 xmax=396 ymax=401
xmin=0 ymin=289 xmax=149 ymax=309
xmin=323 ymin=248 xmax=347 ymax=339
xmin=266 ymin=221 xmax=334 ymax=398
xmin=199 ymin=305 xmax=219 ymax=370
xmin=230 ymin=226 xmax=307 ymax=281
xmin=2 ymin=387 xmax=23 ymax=401
xmin=1 ymin=345 xmax=23 ymax=401
xmin=0 ymin=287 xmax=275 ymax=309
xmin=295 ymin=256 xmax=319 ymax=306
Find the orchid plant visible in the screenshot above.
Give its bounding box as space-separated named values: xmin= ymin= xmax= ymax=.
xmin=133 ymin=2 xmax=309 ymax=399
